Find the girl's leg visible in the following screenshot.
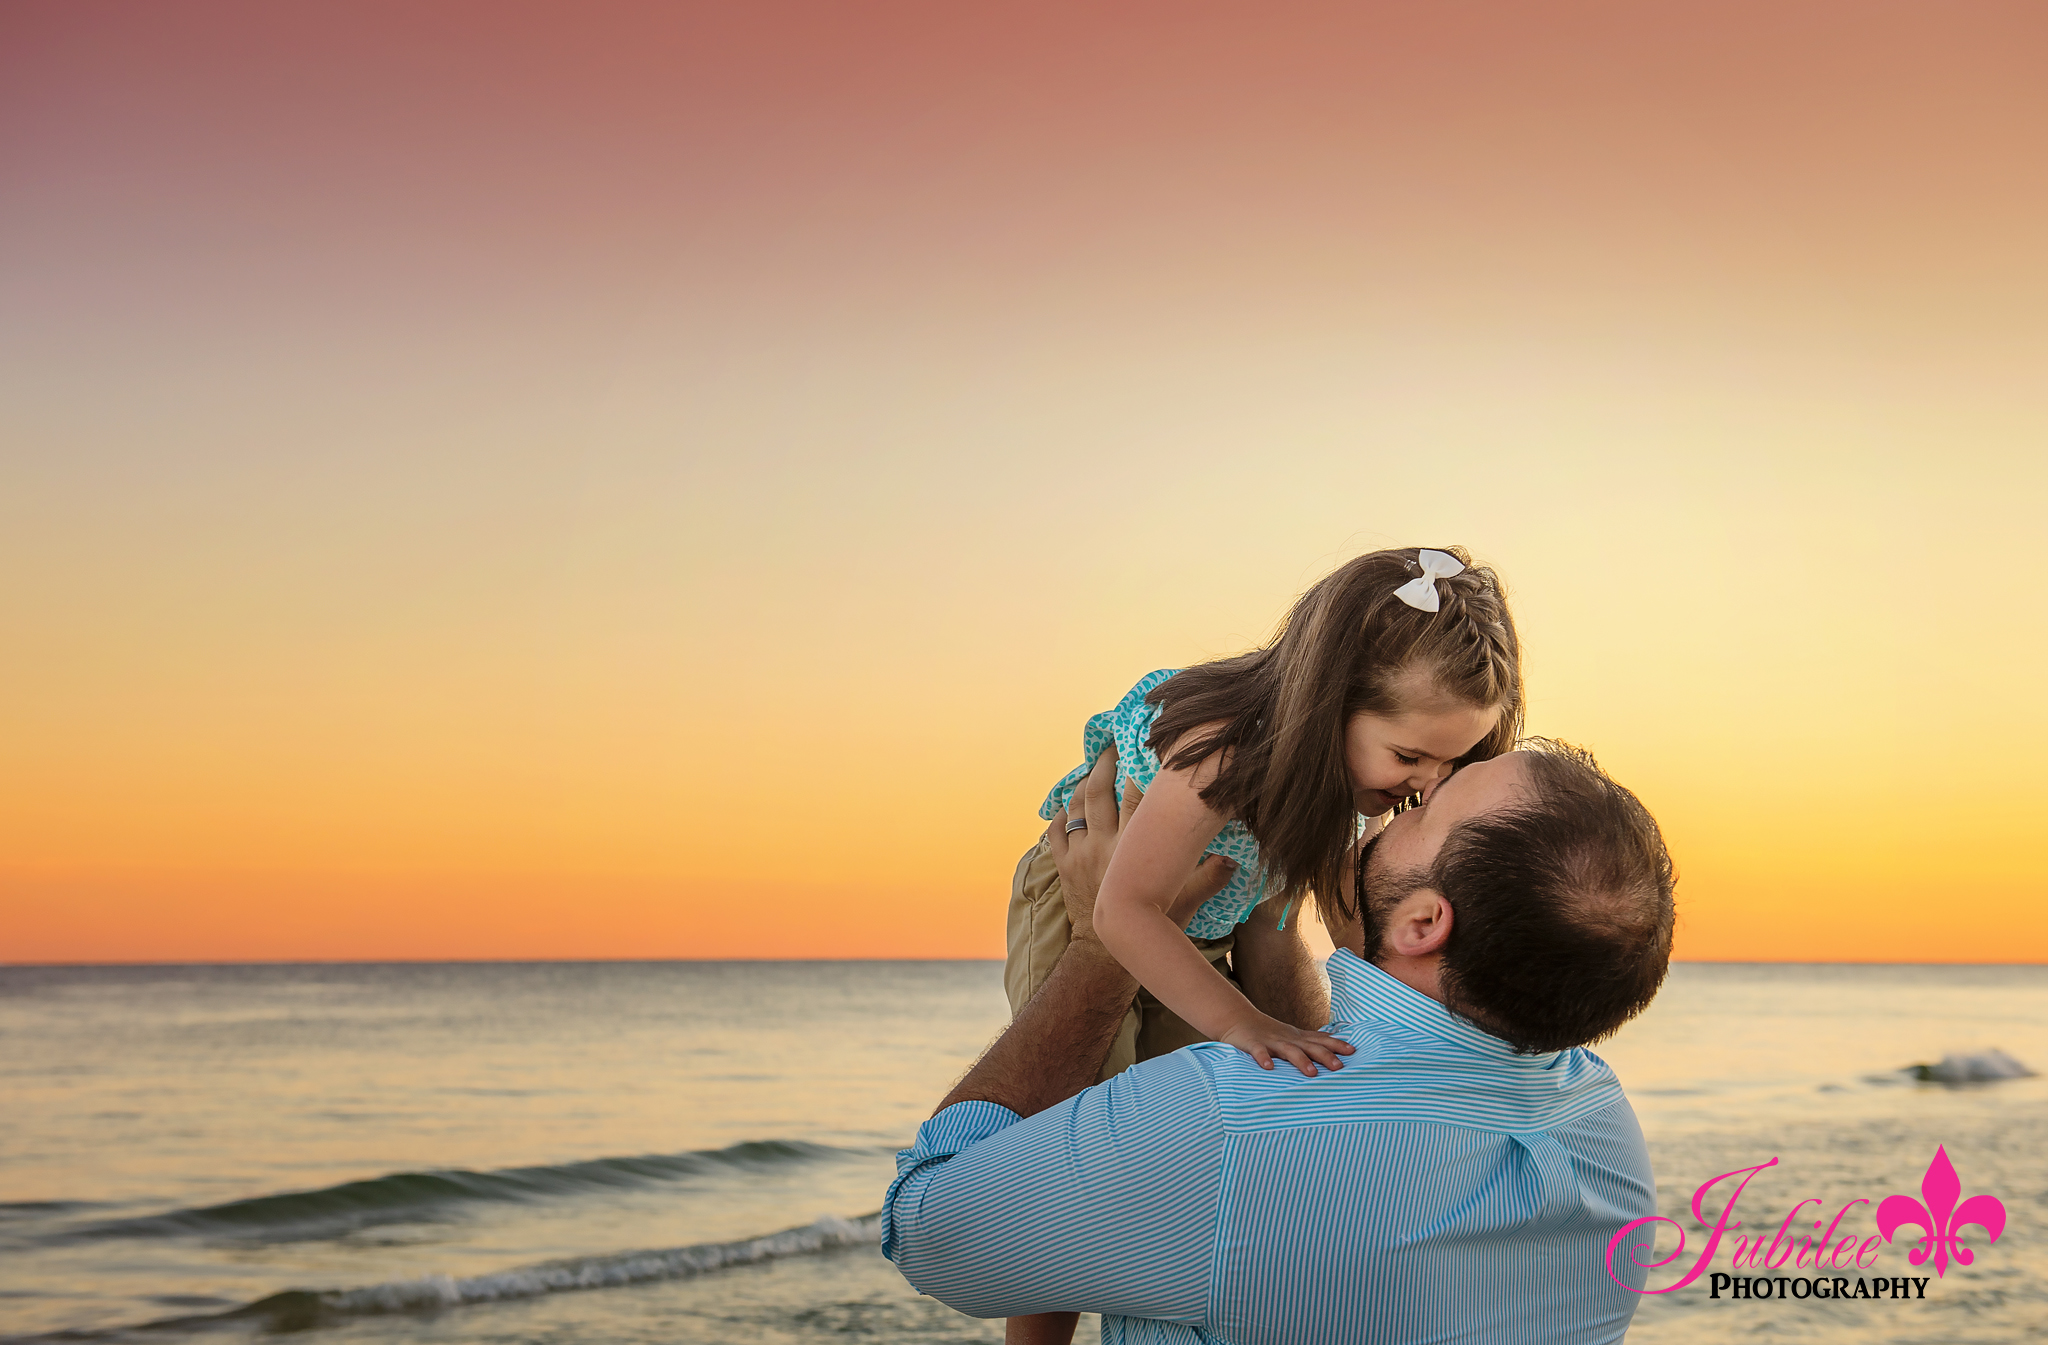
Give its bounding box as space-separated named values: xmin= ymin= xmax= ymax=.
xmin=1004 ymin=834 xmax=1138 ymax=1080
xmin=1007 ymin=1312 xmax=1079 ymax=1345
xmin=1003 ymin=835 xmax=1069 ymax=1014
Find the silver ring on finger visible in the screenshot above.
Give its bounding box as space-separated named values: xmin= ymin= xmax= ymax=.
xmin=1064 ymin=818 xmax=1089 ymax=834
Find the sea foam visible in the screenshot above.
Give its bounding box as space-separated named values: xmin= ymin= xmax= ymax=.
xmin=63 ymin=1214 xmax=887 ymax=1338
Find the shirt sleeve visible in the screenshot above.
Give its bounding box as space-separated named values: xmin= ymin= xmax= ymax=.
xmin=881 ymin=1050 xmax=1226 ymax=1322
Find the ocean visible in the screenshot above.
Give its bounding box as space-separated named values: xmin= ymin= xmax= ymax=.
xmin=2 ymin=960 xmax=2042 ymax=1343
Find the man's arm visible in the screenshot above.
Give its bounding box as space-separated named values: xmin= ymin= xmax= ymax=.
xmin=936 ymin=935 xmax=1133 ymax=1116
xmin=888 ymin=1048 xmax=1226 ymax=1320
xmin=1232 ymin=893 xmax=1332 ymax=1032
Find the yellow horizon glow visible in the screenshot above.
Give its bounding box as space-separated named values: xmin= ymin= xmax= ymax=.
xmin=4 ymin=4 xmax=2045 ymax=964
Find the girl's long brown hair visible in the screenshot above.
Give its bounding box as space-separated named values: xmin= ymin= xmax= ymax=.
xmin=1146 ymin=547 xmax=1522 ymax=912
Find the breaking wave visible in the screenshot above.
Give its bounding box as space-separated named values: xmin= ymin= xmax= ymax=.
xmin=57 ymin=1140 xmax=869 ymax=1245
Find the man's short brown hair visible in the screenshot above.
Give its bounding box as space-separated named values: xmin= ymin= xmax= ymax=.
xmin=1428 ymin=739 xmax=1676 ymax=1053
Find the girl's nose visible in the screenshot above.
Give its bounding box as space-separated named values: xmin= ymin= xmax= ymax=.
xmin=1416 ymin=764 xmax=1455 ymax=801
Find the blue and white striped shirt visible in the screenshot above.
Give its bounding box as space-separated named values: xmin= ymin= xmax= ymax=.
xmin=884 ymin=951 xmax=1654 ymax=1344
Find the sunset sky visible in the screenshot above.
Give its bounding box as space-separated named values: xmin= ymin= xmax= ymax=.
xmin=4 ymin=1 xmax=2044 ymax=963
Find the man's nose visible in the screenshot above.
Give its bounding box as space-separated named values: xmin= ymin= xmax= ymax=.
xmin=1415 ymin=763 xmax=1456 ymax=801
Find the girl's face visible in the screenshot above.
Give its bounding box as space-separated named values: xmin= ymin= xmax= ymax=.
xmin=1344 ymin=684 xmax=1502 ymax=818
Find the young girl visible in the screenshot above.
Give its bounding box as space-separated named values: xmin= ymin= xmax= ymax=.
xmin=1005 ymin=546 xmax=1523 ymax=1079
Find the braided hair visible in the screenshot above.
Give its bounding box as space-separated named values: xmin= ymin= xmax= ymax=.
xmin=1145 ymin=547 xmax=1523 ymax=915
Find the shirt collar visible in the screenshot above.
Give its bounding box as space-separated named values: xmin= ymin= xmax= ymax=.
xmin=1326 ymin=948 xmax=1563 ymax=1067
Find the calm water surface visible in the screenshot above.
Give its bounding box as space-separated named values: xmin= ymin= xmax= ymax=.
xmin=2 ymin=961 xmax=2042 ymax=1342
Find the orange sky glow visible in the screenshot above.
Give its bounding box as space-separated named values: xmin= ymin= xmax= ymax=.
xmin=3 ymin=1 xmax=2045 ymax=963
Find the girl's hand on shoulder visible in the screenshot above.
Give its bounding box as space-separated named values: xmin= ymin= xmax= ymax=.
xmin=1217 ymin=1012 xmax=1355 ymax=1077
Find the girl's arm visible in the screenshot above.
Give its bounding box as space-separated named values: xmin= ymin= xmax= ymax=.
xmin=1091 ymin=741 xmax=1352 ymax=1076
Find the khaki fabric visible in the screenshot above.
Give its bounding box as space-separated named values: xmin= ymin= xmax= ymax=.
xmin=1004 ymin=834 xmax=1237 ymax=1084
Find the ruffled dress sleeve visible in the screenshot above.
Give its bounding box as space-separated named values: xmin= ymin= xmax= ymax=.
xmin=1038 ymin=670 xmax=1271 ymax=939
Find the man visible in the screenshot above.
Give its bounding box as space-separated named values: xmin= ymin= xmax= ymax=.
xmin=883 ymin=738 xmax=1676 ymax=1344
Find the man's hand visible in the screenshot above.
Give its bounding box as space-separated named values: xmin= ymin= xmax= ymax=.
xmin=1048 ymin=745 xmax=1234 ymax=946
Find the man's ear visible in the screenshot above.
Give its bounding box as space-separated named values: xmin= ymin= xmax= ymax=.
xmin=1383 ymin=889 xmax=1453 ymax=959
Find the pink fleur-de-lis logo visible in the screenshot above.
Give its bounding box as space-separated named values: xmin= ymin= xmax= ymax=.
xmin=1875 ymin=1146 xmax=2007 ymax=1277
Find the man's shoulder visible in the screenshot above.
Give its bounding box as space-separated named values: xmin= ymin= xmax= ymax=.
xmin=1096 ymin=1042 xmax=1229 ymax=1128
xmin=1181 ymin=1031 xmax=1635 ymax=1140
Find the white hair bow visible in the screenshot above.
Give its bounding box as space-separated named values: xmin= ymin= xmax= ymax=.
xmin=1392 ymin=549 xmax=1465 ymax=612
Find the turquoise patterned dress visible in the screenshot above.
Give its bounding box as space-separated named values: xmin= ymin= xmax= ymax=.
xmin=1038 ymin=669 xmax=1274 ymax=939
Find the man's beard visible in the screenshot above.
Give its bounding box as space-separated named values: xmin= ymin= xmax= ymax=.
xmin=1355 ymin=832 xmax=1434 ymax=964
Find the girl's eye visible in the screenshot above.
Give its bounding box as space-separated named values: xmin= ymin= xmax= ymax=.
xmin=1394 ymin=752 xmax=1420 ymax=766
